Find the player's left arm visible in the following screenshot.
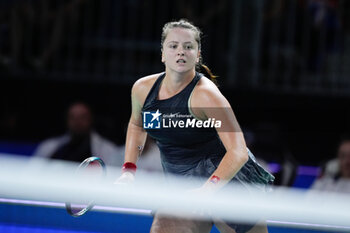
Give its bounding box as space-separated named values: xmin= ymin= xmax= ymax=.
xmin=191 ymin=79 xmax=249 ymax=191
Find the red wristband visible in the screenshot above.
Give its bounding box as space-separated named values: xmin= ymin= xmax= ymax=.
xmin=210 ymin=175 xmax=220 ymax=184
xmin=122 ymin=162 xmax=137 ymax=174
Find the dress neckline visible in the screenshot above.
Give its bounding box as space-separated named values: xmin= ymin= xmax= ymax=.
xmin=156 ymin=73 xmax=198 ymax=102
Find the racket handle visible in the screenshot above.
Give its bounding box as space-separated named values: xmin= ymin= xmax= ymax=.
xmin=114 ymin=171 xmax=135 ymax=184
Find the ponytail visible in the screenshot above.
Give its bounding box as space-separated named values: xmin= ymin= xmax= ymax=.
xmin=200 ymin=64 xmax=219 ymax=86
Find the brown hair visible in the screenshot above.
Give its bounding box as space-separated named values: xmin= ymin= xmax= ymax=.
xmin=161 ymin=19 xmax=218 ymax=85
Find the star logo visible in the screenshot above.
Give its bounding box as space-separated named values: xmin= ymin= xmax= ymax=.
xmin=150 ymin=109 xmax=162 ymax=122
xmin=143 ymin=110 xmax=162 ymax=129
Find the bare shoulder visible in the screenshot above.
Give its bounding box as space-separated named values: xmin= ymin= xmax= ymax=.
xmin=191 ymin=76 xmax=230 ymax=108
xmin=132 ymin=72 xmax=163 ymax=105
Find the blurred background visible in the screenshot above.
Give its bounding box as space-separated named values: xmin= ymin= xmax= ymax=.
xmin=1 ymin=0 xmax=350 ymax=186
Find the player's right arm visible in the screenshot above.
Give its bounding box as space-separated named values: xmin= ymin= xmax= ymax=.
xmin=123 ymin=79 xmax=149 ymax=164
xmin=115 ymin=74 xmax=160 ymax=183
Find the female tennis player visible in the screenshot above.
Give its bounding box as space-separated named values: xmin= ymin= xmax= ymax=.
xmin=116 ymin=19 xmax=274 ymax=233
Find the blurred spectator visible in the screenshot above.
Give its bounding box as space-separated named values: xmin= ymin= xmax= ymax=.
xmin=32 ymin=102 xmax=124 ymax=166
xmin=310 ymin=136 xmax=350 ymax=193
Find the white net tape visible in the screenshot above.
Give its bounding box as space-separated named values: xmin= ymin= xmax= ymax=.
xmin=0 ymin=155 xmax=349 ymax=231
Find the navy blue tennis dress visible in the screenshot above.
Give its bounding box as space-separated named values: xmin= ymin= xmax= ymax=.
xmin=142 ymin=72 xmax=274 ymax=232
